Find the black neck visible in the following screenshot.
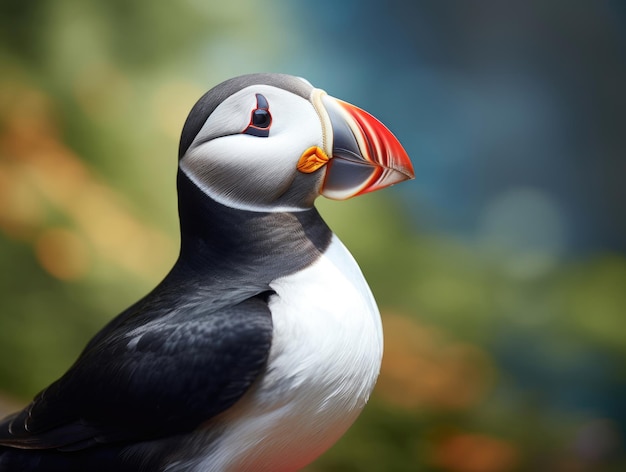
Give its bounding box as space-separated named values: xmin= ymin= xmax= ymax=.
xmin=172 ymin=171 xmax=332 ymax=287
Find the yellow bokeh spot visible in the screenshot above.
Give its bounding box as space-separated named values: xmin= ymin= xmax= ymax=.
xmin=0 ymin=84 xmax=176 ymax=281
xmin=35 ymin=227 xmax=91 ymax=281
xmin=152 ymin=80 xmax=205 ymax=139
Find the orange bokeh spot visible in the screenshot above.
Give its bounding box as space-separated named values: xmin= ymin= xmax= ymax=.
xmin=430 ymin=432 xmax=519 ymax=472
xmin=377 ymin=313 xmax=494 ymax=411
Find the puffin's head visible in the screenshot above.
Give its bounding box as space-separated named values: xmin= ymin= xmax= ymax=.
xmin=178 ymin=73 xmax=414 ymax=212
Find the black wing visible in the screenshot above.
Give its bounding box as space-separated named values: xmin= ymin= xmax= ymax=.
xmin=0 ymin=292 xmax=273 ymax=452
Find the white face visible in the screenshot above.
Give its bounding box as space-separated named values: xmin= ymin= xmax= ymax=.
xmin=179 ymin=85 xmax=325 ymax=212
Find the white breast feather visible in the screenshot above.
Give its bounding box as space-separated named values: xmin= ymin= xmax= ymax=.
xmin=169 ymin=235 xmax=383 ymax=472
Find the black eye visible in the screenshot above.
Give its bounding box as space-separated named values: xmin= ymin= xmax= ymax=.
xmin=252 ymin=109 xmax=271 ymax=128
xmin=243 ymin=94 xmax=272 ymax=137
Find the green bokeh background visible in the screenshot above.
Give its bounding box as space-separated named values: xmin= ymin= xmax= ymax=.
xmin=1 ymin=1 xmax=625 ymax=471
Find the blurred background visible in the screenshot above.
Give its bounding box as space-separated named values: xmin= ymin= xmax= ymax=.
xmin=1 ymin=1 xmax=625 ymax=470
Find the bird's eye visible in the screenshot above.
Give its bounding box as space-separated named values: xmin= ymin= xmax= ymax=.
xmin=252 ymin=109 xmax=271 ymax=128
xmin=243 ymin=94 xmax=272 ymax=137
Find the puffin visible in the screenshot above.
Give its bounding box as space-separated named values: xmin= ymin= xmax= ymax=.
xmin=0 ymin=73 xmax=414 ymax=471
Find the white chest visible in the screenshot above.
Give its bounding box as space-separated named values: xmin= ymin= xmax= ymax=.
xmin=176 ymin=235 xmax=383 ymax=472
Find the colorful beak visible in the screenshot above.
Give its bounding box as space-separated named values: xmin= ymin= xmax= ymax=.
xmin=315 ymin=93 xmax=414 ymax=200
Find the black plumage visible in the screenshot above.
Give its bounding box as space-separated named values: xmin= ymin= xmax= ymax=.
xmin=0 ymin=172 xmax=332 ymax=471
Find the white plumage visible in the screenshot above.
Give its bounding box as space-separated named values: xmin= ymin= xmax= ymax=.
xmin=170 ymin=235 xmax=383 ymax=471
